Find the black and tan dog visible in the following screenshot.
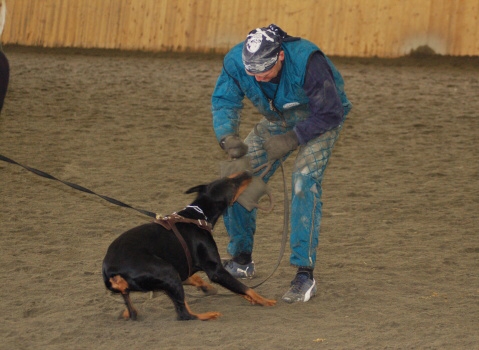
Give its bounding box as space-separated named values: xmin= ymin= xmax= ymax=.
xmin=102 ymin=172 xmax=276 ymax=321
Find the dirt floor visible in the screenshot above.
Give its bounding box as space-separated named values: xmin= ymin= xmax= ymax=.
xmin=1 ymin=45 xmax=478 ymax=349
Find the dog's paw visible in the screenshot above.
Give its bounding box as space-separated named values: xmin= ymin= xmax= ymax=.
xmin=244 ymin=289 xmax=277 ymax=306
xmin=119 ymin=308 xmax=138 ymax=320
xmin=260 ymin=298 xmax=277 ymax=306
xmin=195 ymin=311 xmax=222 ymax=321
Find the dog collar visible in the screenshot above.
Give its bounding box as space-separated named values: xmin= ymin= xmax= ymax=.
xmin=185 ymin=205 xmax=208 ymax=221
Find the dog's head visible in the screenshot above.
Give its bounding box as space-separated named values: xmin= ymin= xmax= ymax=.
xmin=185 ymin=171 xmax=252 ymax=226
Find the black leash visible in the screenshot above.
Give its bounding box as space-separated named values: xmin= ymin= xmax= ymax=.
xmin=2 ymin=152 xmax=288 ymax=288
xmin=0 ymin=154 xmax=158 ymax=219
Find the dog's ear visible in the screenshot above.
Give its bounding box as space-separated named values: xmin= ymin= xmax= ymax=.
xmin=185 ymin=184 xmax=207 ymax=195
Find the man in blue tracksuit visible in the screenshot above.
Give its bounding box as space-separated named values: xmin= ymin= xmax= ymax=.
xmin=212 ymin=24 xmax=352 ymax=303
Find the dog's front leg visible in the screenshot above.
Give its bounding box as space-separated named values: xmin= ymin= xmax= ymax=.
xmin=242 ymin=288 xmax=276 ymax=306
xmin=209 ymin=268 xmax=276 ymax=306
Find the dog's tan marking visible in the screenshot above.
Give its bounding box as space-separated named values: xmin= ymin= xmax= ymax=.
xmin=184 ymin=274 xmax=217 ymax=295
xmin=185 ymin=302 xmax=222 ymax=321
xmin=110 ymin=275 xmax=138 ymax=320
xmin=120 ymin=308 xmax=131 ymax=320
xmin=243 ymin=289 xmax=277 ymax=306
xmin=110 ymin=275 xmax=129 ymax=292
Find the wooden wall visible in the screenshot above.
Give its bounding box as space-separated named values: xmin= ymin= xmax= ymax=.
xmin=2 ymin=0 xmax=478 ymax=57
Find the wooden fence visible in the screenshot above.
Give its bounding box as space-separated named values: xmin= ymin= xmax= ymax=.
xmin=2 ymin=0 xmax=478 ymax=57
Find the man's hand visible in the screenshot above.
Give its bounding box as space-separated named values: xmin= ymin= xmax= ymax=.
xmin=263 ymin=130 xmax=299 ymax=161
xmin=220 ymin=135 xmax=248 ymax=159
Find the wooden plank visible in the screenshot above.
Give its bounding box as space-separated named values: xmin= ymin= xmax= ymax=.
xmin=47 ymin=0 xmax=59 ymax=46
xmin=148 ymin=0 xmax=167 ymax=51
xmin=381 ymin=0 xmax=405 ymax=57
xmin=453 ymin=0 xmax=478 ymax=55
xmin=310 ymin=0 xmax=335 ymax=54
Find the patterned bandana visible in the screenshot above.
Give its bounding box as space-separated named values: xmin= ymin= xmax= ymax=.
xmin=242 ymin=25 xmax=282 ymax=74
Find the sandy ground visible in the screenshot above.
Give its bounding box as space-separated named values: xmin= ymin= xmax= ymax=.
xmin=1 ymin=45 xmax=478 ymax=349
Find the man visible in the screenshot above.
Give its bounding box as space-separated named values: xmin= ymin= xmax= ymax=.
xmin=211 ymin=24 xmax=352 ymax=303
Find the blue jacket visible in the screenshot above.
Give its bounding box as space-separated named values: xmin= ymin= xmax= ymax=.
xmin=212 ymin=38 xmax=352 ymax=144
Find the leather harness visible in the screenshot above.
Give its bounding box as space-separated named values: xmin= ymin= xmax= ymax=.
xmin=154 ymin=213 xmax=212 ymax=277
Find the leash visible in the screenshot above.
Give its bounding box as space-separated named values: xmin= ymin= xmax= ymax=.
xmin=248 ymin=123 xmax=290 ymax=289
xmin=0 ymin=153 xmax=159 ymax=219
xmin=2 ymin=152 xmax=289 ymax=288
xmin=250 ymin=159 xmax=289 ymax=289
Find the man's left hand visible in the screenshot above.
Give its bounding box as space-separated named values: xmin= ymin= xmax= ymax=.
xmin=264 ymin=130 xmax=299 ymax=161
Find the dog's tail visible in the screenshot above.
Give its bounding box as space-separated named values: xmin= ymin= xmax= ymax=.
xmin=0 ymin=0 xmax=6 ymax=39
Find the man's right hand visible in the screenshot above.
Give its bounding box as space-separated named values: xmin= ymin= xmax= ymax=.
xmin=220 ymin=135 xmax=248 ymax=159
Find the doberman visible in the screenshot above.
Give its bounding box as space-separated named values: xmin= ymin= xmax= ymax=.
xmin=102 ymin=171 xmax=276 ymax=321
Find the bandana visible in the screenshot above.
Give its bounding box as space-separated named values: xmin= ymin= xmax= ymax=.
xmin=242 ymin=25 xmax=282 ymax=74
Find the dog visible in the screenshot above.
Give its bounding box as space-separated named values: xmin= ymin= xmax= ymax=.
xmin=102 ymin=171 xmax=276 ymax=321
